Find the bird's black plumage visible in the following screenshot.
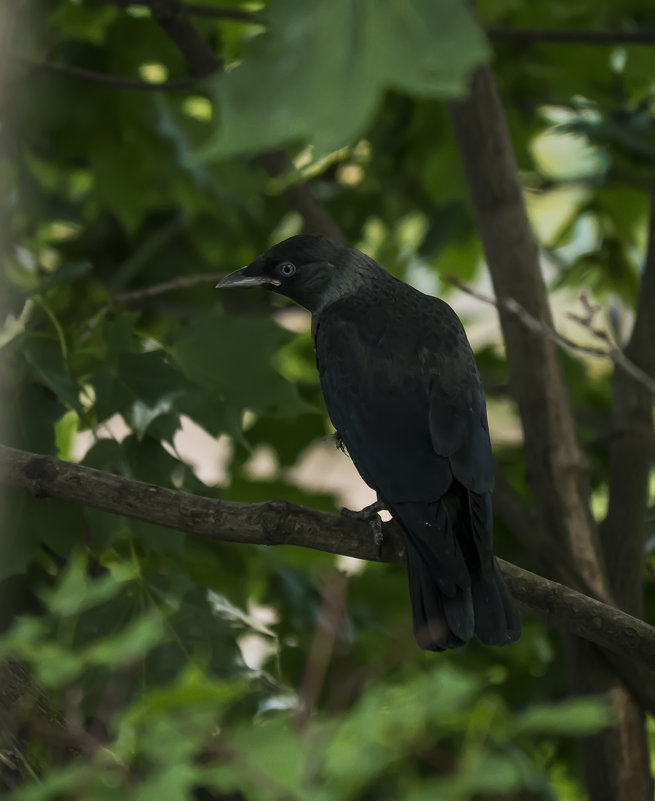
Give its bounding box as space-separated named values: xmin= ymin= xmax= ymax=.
xmin=218 ymin=234 xmax=521 ymax=651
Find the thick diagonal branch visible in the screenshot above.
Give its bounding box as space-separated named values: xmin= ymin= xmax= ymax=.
xmin=2 ymin=443 xmax=655 ymax=670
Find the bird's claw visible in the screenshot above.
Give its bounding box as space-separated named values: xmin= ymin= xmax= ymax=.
xmin=371 ymin=515 xmax=383 ymax=558
xmin=341 ymin=500 xmax=386 ymax=558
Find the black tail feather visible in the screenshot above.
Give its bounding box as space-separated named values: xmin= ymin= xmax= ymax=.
xmin=406 ymin=542 xmax=472 ymax=650
xmin=392 ymin=485 xmax=521 ymax=651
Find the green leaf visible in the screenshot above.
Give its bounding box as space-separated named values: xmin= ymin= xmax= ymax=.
xmin=82 ymin=311 xmax=143 ymax=362
xmin=0 ymin=494 xmax=83 ymax=578
xmin=225 ymin=717 xmax=306 ymax=796
xmin=11 ymin=763 xmax=94 ymax=801
xmin=0 ymin=615 xmax=48 ymax=660
xmin=514 ymin=696 xmax=614 ymax=736
xmin=51 ymin=3 xmax=119 ymax=44
xmin=84 ymin=609 xmax=164 ymax=667
xmin=172 ymin=308 xmax=311 ymax=429
xmin=40 ymin=551 xmax=127 ymax=616
xmin=200 ymin=0 xmax=488 ymax=159
xmin=126 ymin=664 xmax=247 ymax=723
xmin=324 ymin=665 xmax=481 ymax=790
xmin=54 ymin=409 xmax=79 ymax=461
xmin=131 ymin=763 xmax=203 ymax=801
xmin=23 ymin=339 xmax=81 ymax=412
xmin=90 ymin=351 xmax=182 ymax=431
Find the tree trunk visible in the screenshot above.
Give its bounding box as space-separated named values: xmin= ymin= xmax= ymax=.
xmin=449 ymin=64 xmax=653 ymax=801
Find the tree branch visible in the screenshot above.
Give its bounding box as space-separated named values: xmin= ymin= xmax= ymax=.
xmin=2 ymin=443 xmax=655 ymax=670
xmin=486 ymin=26 xmax=655 ymax=45
xmin=105 ymin=0 xmax=257 ymax=22
xmin=492 ymin=470 xmax=583 ymax=590
xmin=108 ymin=2 xmax=655 ymax=44
xmin=113 ymin=273 xmax=224 ymax=304
xmin=446 ymin=276 xmax=655 ymax=396
xmin=448 ymin=67 xmax=605 ymax=597
xmin=149 ymin=0 xmax=223 ymax=76
xmin=257 ymin=151 xmax=346 ymax=243
xmin=449 ymin=65 xmax=652 ymax=799
xmin=21 ymin=58 xmax=202 ymax=90
xmin=146 ymin=0 xmax=345 ymax=242
xmin=603 ymin=169 xmax=655 ymax=615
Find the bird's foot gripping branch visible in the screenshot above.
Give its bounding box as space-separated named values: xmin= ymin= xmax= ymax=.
xmin=218 ymin=235 xmax=521 ymax=651
xmin=340 ymin=499 xmax=386 ymax=555
xmin=2 ymin=443 xmax=655 ymax=669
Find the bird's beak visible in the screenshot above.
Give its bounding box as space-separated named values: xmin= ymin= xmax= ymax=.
xmin=216 ymin=266 xmax=281 ymax=289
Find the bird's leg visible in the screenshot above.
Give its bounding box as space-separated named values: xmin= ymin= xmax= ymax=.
xmin=341 ymin=499 xmax=386 ymax=556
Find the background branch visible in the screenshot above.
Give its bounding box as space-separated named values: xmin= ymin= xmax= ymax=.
xmin=147 ymin=0 xmax=345 ymax=242
xmin=492 ymin=471 xmax=583 ymax=590
xmin=156 ymin=2 xmax=255 ymax=21
xmin=107 ymin=2 xmax=655 ymax=44
xmin=111 ymin=273 xmax=224 ymax=304
xmin=449 ymin=68 xmax=603 ymax=595
xmin=486 ymin=26 xmax=655 ymax=45
xmin=2 ymin=443 xmax=655 ymax=671
xmin=103 ymin=0 xmax=257 ymax=21
xmin=446 ymin=275 xmax=655 ymax=396
xmin=21 ymin=58 xmax=201 ymax=90
xmin=449 ymin=65 xmax=652 ymax=801
xmin=603 ymin=170 xmax=655 ymax=616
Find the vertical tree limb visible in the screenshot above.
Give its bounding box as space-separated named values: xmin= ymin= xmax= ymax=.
xmin=449 ymin=67 xmax=604 ymax=596
xmin=603 ymin=170 xmax=655 ymax=616
xmin=448 ymin=65 xmax=653 ymax=801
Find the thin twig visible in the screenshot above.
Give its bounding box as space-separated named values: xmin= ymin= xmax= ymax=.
xmin=81 ymin=273 xmax=223 ymax=340
xmin=106 ymin=2 xmax=655 ymax=41
xmin=179 ymin=2 xmax=257 ymax=21
xmin=22 ymin=58 xmax=203 ymax=90
xmin=566 ymin=309 xmax=655 ymax=396
xmin=445 ymin=275 xmax=655 ymax=396
xmin=487 ymin=26 xmax=655 ymax=45
xmin=113 ymin=273 xmax=224 ymax=304
xmin=105 ymin=0 xmax=257 ymax=21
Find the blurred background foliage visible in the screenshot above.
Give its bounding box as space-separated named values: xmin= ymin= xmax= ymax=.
xmin=1 ymin=0 xmax=654 ymax=798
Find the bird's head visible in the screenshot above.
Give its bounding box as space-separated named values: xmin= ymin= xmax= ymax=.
xmin=217 ymin=234 xmax=372 ymax=314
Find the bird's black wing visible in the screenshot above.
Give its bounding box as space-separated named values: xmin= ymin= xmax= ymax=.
xmin=313 ymin=289 xmax=492 ymax=500
xmin=313 ymin=286 xmax=519 ymax=650
xmin=313 ymin=297 xmax=449 ymax=501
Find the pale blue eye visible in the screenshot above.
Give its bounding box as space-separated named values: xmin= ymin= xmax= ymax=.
xmin=280 ymin=262 xmax=296 ymax=277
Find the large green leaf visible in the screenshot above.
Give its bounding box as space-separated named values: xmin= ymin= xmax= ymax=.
xmin=200 ymin=0 xmax=488 ymax=159
xmin=172 ymin=308 xmax=313 ymax=430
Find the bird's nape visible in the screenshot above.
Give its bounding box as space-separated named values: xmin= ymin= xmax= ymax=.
xmin=216 ymin=235 xmax=521 ymax=652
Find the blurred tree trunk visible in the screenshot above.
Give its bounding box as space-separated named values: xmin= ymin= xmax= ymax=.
xmin=449 ymin=65 xmax=653 ymax=801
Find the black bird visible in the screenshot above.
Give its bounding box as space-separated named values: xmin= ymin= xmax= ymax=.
xmin=218 ymin=235 xmax=520 ymax=651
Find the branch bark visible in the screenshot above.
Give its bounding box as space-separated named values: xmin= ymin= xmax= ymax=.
xmin=147 ymin=0 xmax=345 ymax=243
xmin=109 ymin=2 xmax=655 ymax=44
xmin=21 ymin=59 xmax=201 ymax=90
xmin=486 ymin=26 xmax=655 ymax=45
xmin=446 ymin=275 xmax=655 ymax=395
xmin=449 ymin=69 xmax=603 ymax=594
xmin=449 ymin=65 xmax=652 ymax=801
xmin=492 ymin=470 xmax=583 ymax=591
xmin=2 ymin=443 xmax=655 ymax=670
xmin=104 ymin=0 xmax=257 ymax=22
xmin=602 ymin=169 xmax=655 ymax=616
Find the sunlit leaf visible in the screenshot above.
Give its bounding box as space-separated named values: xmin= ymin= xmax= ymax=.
xmin=514 ymin=696 xmax=614 ymax=736
xmin=200 ymin=0 xmax=488 ymax=159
